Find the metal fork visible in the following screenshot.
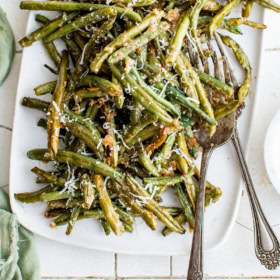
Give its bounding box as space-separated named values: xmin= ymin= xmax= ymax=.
xmin=187 ymin=32 xmax=280 ymax=277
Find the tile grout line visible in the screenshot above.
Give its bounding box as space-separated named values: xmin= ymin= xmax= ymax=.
xmin=40 ymin=275 xmax=280 ymax=279
xmin=170 ymin=256 xmax=173 ymax=277
xmin=0 ymin=124 xmax=12 ymax=132
xmin=115 ymin=253 xmax=118 ymax=280
xmin=265 ymin=48 xmax=280 ymax=52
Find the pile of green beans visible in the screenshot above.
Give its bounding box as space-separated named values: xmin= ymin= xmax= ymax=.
xmin=15 ymin=0 xmax=276 ymax=236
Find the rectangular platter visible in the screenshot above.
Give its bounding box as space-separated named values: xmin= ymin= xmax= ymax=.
xmin=9 ymin=6 xmax=266 ymax=255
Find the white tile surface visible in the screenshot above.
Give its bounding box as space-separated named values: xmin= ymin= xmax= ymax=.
xmin=173 ymin=223 xmax=280 ymax=277
xmin=117 ymin=255 xmax=171 ymax=277
xmin=0 ymin=128 xmax=12 ymax=187
xmin=1 ymin=0 xmax=280 ymax=279
xmin=2 ymin=0 xmax=30 ymax=51
xmin=0 ymin=54 xmax=22 ymax=128
xmin=37 ymin=236 xmax=115 ymax=278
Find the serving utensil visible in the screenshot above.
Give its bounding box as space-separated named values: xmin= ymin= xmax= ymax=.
xmin=187 ymin=32 xmax=280 ymax=280
xmin=187 ymin=112 xmax=235 ymax=280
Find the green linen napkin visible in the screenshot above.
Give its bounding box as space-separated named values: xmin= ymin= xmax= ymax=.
xmin=0 ymin=189 xmax=40 ymax=280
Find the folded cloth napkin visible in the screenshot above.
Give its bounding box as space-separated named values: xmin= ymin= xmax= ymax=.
xmin=0 ymin=189 xmax=40 ymax=280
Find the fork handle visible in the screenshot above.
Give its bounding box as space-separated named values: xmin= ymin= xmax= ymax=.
xmin=232 ymin=127 xmax=280 ymax=270
xmin=187 ymin=146 xmax=214 ymax=280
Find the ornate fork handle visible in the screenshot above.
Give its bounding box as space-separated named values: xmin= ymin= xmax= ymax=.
xmin=232 ymin=127 xmax=280 ymax=270
xmin=187 ymin=146 xmax=214 ymax=280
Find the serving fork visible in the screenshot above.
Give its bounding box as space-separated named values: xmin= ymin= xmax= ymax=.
xmin=187 ymin=32 xmax=280 ymax=280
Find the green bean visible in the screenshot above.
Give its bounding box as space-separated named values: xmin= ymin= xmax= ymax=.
xmin=110 ymin=180 xmax=157 ymax=230
xmin=165 ymin=207 xmax=182 ymax=216
xmin=123 ymin=113 xmax=157 ymax=146
xmin=66 ymin=205 xmax=81 ymax=235
xmin=131 ymin=67 xmax=181 ymax=118
xmin=63 ymin=15 xmax=116 ymax=104
xmin=47 ymin=198 xmax=84 ymax=209
xmin=101 ymin=0 xmax=155 ymax=7
xmin=205 ymin=186 xmax=222 ymax=206
xmin=183 ymin=178 xmax=197 ymax=211
xmin=195 ymin=70 xmax=234 ymax=97
xmin=179 ymin=52 xmax=216 ymax=135
xmin=114 ymin=205 xmax=135 ymax=225
xmin=154 ymin=132 xmax=177 ymax=166
xmin=94 ymin=174 xmax=125 ymax=236
xmin=73 ymin=89 xmax=105 ymax=101
xmin=220 ymin=35 xmax=252 ymax=102
xmin=85 ymin=103 xmax=99 ymax=120
xmin=139 ymin=151 xmax=160 ymax=177
xmin=34 ymin=81 xmax=57 ymax=96
xmin=91 ymin=9 xmax=164 ymax=73
xmin=109 ymin=22 xmax=167 ymax=64
xmin=112 ymin=75 xmax=125 ymax=109
xmin=27 ymin=149 xmax=124 ymax=180
xmin=100 ymin=219 xmax=111 ymax=235
xmin=242 ymin=0 xmax=254 ymax=17
xmin=15 ymin=185 xmax=56 ymax=203
xmin=126 ymin=174 xmax=185 ymax=234
xmin=130 ymin=99 xmax=142 ymax=125
xmin=73 ymin=32 xmax=86 ymax=50
xmin=190 ymin=0 xmax=208 ymax=57
xmin=20 ymin=1 xmax=142 ymax=22
xmin=103 ymin=103 xmax=118 ymax=168
xmin=40 ymin=191 xmax=81 ymax=202
xmin=165 ymin=1 xmax=175 ymax=11
xmin=44 ymin=64 xmax=59 ymax=75
xmin=156 ymin=84 xmax=216 ymax=126
xmin=53 ymin=212 xmax=72 ymax=225
xmin=214 ymin=100 xmax=239 ymax=120
xmin=45 ymin=8 xmax=116 ymax=43
xmin=228 ymin=18 xmax=267 ymax=29
xmin=19 ymin=12 xmax=79 ymax=47
xmin=165 ymin=9 xmax=191 ymax=67
xmin=22 ymin=97 xmax=49 ymax=113
xmin=80 ymin=173 xmax=95 ymax=209
xmin=209 ymin=0 xmax=240 ymax=38
xmin=55 ymin=210 xmax=104 ymax=226
xmin=110 ymin=64 xmax=174 ymax=124
xmin=31 ymin=167 xmax=66 ymax=187
xmin=64 ymin=17 xmax=116 ymax=104
xmin=42 ymin=40 xmax=61 ymax=67
xmin=66 ymin=110 xmax=101 ymax=136
xmin=80 ymin=75 xmax=122 ymax=96
xmin=47 ymin=50 xmax=69 ymax=156
xmin=62 ymin=36 xmax=81 ymax=64
xmin=45 ymin=208 xmax=68 ymax=218
xmin=162 ymin=213 xmax=187 ymax=236
xmin=175 ymin=54 xmax=199 ymax=101
xmin=123 ymin=222 xmax=133 ymax=233
xmin=254 ymin=0 xmax=280 ymax=12
xmin=35 ymin=14 xmax=50 ymax=24
xmin=65 ymin=121 xmax=103 ymax=159
xmin=173 ymin=183 xmax=195 ymax=229
xmin=198 ymin=16 xmax=243 ymax=35
xmin=175 ymin=154 xmax=189 ymax=177
xmin=143 ymin=175 xmax=186 ymax=187
xmin=127 ymin=125 xmax=160 ymax=146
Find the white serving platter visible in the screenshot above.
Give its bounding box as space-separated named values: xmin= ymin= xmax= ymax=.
xmin=10 ymin=6 xmax=266 ymax=255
